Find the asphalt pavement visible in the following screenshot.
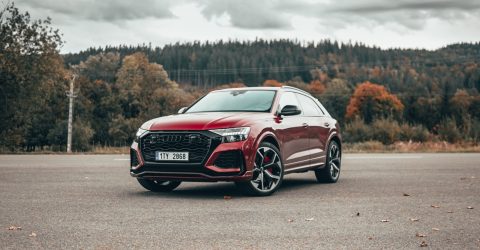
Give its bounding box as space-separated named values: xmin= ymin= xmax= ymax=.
xmin=0 ymin=153 xmax=479 ymax=249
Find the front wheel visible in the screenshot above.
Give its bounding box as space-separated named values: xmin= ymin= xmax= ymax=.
xmin=137 ymin=179 xmax=181 ymax=192
xmin=236 ymin=142 xmax=284 ymax=196
xmin=315 ymin=141 xmax=341 ymax=183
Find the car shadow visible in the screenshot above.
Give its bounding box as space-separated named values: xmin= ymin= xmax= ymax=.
xmin=128 ymin=176 xmax=333 ymax=200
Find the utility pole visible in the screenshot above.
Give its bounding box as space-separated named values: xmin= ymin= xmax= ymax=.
xmin=66 ymin=74 xmax=78 ymax=153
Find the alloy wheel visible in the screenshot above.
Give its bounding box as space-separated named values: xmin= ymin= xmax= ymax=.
xmin=328 ymin=143 xmax=341 ymax=180
xmin=250 ymin=147 xmax=283 ymax=192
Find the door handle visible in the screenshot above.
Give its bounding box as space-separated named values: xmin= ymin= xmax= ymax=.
xmin=324 ymin=122 xmax=330 ymax=127
xmin=302 ymin=123 xmax=309 ymax=128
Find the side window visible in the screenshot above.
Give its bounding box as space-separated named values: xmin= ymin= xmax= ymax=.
xmin=296 ymin=94 xmax=323 ymax=116
xmin=278 ymin=92 xmax=301 ymax=113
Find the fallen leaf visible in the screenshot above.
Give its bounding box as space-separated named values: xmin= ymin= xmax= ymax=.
xmin=287 ymin=219 xmax=294 ymax=223
xmin=432 ymin=228 xmax=440 ymax=231
xmin=305 ymin=218 xmax=314 ymax=221
xmin=403 ymin=193 xmax=410 ymax=196
xmin=29 ymin=232 xmax=37 ymax=237
xmin=223 ymin=196 xmax=232 ymax=200
xmin=467 ymin=206 xmax=474 ymax=209
xmin=8 ymin=226 xmax=22 ymax=231
xmin=416 ymin=233 xmax=427 ymax=237
xmin=431 ymin=205 xmax=440 ymax=208
xmin=410 ymin=218 xmax=419 ymax=222
xmin=381 ymin=219 xmax=390 ymax=222
xmin=356 ymin=212 xmax=360 ymax=216
xmin=420 ymin=241 xmax=428 ymax=247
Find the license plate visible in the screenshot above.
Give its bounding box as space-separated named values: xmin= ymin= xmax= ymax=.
xmin=155 ymin=152 xmax=189 ymax=161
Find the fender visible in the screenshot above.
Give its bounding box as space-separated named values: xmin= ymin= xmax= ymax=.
xmin=325 ymin=129 xmax=342 ymax=153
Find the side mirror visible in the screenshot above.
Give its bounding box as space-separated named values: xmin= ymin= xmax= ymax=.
xmin=279 ymin=105 xmax=301 ymax=116
xmin=178 ymin=107 xmax=187 ymax=114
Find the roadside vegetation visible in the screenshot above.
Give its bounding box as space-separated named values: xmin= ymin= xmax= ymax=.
xmin=1 ymin=2 xmax=480 ymax=153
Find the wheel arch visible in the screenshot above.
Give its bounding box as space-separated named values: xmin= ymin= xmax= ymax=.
xmin=327 ymin=133 xmax=342 ymax=154
xmin=259 ymin=133 xmax=280 ymax=150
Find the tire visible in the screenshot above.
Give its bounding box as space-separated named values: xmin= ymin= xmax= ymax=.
xmin=236 ymin=142 xmax=284 ymax=196
xmin=137 ymin=178 xmax=181 ymax=192
xmin=315 ymin=140 xmax=341 ymax=183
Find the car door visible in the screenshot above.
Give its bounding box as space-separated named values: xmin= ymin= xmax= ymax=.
xmin=275 ymin=92 xmax=311 ymax=170
xmin=295 ymin=93 xmax=330 ymax=166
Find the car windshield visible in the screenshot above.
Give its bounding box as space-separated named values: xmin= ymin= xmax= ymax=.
xmin=186 ymin=90 xmax=276 ymax=113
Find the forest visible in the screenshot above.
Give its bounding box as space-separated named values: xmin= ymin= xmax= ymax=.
xmin=1 ymin=3 xmax=480 ymax=151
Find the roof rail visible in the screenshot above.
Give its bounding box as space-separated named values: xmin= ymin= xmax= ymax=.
xmin=281 ymin=86 xmax=312 ymax=96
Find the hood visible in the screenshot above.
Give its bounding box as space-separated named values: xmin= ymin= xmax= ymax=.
xmin=143 ymin=112 xmax=269 ymax=131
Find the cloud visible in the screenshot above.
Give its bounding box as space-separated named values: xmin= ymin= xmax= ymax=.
xmin=199 ymin=0 xmax=291 ymax=29
xmin=10 ymin=0 xmax=480 ymax=52
xmin=17 ymin=0 xmax=175 ymax=22
xmin=280 ymin=0 xmax=480 ymax=30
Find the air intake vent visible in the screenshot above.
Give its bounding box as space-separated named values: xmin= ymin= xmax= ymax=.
xmin=130 ymin=149 xmax=139 ymax=167
xmin=214 ymin=150 xmax=243 ymax=169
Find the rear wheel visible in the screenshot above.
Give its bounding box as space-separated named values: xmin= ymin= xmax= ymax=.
xmin=236 ymin=142 xmax=284 ymax=196
xmin=315 ymin=140 xmax=341 ymax=183
xmin=137 ymin=179 xmax=181 ymax=192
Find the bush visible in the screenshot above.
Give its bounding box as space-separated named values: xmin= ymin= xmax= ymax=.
xmin=343 ymin=118 xmax=431 ymax=144
xmin=370 ymin=119 xmax=402 ymax=144
xmin=469 ymin=119 xmax=480 ymax=144
xmin=343 ymin=118 xmax=373 ymax=143
xmin=47 ymin=119 xmax=94 ymax=151
xmin=399 ymin=124 xmax=430 ymax=142
xmin=437 ymin=118 xmax=462 ymax=143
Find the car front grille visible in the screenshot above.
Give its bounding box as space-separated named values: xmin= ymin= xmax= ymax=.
xmin=140 ymin=132 xmax=212 ymax=163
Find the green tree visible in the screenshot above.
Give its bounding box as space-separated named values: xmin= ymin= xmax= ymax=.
xmin=0 ymin=2 xmax=65 ymax=150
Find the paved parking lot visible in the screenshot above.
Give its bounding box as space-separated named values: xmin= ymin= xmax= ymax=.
xmin=1 ymin=153 xmax=479 ymax=249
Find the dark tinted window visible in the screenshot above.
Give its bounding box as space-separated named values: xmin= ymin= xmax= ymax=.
xmin=278 ymin=92 xmax=301 ymax=112
xmin=186 ymin=90 xmax=275 ymax=113
xmin=296 ymin=94 xmax=323 ymax=116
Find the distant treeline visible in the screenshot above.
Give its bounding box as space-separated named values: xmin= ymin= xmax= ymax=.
xmin=1 ymin=2 xmax=480 ymax=152
xmin=64 ymin=40 xmax=480 ymax=91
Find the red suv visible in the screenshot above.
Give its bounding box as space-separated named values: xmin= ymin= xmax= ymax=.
xmin=130 ymin=86 xmax=342 ymax=196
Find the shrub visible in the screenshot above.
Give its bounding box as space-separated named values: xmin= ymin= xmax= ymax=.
xmin=371 ymin=119 xmax=402 ymax=144
xmin=399 ymin=124 xmax=430 ymax=142
xmin=343 ymin=118 xmax=373 ymax=143
xmin=343 ymin=118 xmax=431 ymax=144
xmin=437 ymin=118 xmax=462 ymax=143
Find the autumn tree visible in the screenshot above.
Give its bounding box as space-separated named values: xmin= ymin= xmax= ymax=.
xmin=0 ymin=3 xmax=66 ymax=150
xmin=110 ymin=52 xmax=191 ymax=144
xmin=308 ymin=79 xmax=326 ymax=95
xmin=346 ymin=81 xmax=404 ymax=123
xmin=319 ymin=78 xmax=351 ymax=123
xmin=263 ymin=79 xmax=283 ymax=87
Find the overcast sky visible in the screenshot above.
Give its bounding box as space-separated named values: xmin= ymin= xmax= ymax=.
xmin=15 ymin=0 xmax=480 ymax=53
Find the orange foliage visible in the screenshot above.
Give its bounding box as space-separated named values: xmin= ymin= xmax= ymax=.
xmin=346 ymin=81 xmax=404 ymax=121
xmin=308 ymin=79 xmax=326 ymax=95
xmin=211 ymin=82 xmax=247 ymax=90
xmin=263 ymin=79 xmax=283 ymax=87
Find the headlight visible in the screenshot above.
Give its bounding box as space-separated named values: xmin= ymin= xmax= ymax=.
xmin=210 ymin=127 xmax=250 ymax=143
xmin=135 ymin=128 xmax=148 ymax=141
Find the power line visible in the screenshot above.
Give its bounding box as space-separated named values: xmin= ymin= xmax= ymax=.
xmin=163 ymin=54 xmax=480 ymax=76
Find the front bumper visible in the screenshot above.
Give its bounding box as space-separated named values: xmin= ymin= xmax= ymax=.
xmin=130 ymin=132 xmax=255 ymax=182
